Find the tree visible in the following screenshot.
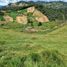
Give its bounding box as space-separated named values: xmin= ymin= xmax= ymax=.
xmin=27 ymin=12 xmax=35 ymax=28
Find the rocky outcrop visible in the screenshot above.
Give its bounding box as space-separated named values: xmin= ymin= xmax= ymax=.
xmin=27 ymin=6 xmax=49 ymax=23
xmin=27 ymin=6 xmax=35 ymax=13
xmin=0 ymin=21 xmax=7 ymax=25
xmin=1 ymin=6 xmax=49 ymax=25
xmin=16 ymin=15 xmax=27 ymax=24
xmin=33 ymin=9 xmax=49 ymax=23
xmin=3 ymin=15 xmax=13 ymax=22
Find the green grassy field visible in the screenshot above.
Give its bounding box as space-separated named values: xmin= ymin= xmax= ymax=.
xmin=0 ymin=23 xmax=67 ymax=67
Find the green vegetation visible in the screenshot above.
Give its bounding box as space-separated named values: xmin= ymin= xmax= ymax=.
xmin=8 ymin=9 xmax=27 ymax=20
xmin=1 ymin=1 xmax=67 ymax=21
xmin=34 ymin=2 xmax=67 ymax=21
xmin=0 ymin=21 xmax=67 ymax=67
xmin=0 ymin=15 xmax=5 ymax=21
xmin=0 ymin=1 xmax=67 ymax=67
xmin=0 ymin=21 xmax=63 ymax=32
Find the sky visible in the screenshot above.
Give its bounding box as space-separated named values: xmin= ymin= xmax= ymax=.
xmin=0 ymin=0 xmax=67 ymax=6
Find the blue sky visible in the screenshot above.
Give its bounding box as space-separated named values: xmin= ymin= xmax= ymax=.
xmin=0 ymin=0 xmax=67 ymax=6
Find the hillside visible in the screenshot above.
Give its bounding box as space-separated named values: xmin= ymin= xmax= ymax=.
xmin=33 ymin=1 xmax=67 ymax=21
xmin=0 ymin=1 xmax=67 ymax=22
xmin=0 ymin=1 xmax=67 ymax=67
xmin=0 ymin=6 xmax=49 ymax=30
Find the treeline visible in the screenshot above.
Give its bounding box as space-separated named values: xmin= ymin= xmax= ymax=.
xmin=33 ymin=2 xmax=67 ymax=22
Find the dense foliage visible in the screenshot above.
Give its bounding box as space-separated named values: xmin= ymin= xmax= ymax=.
xmin=33 ymin=1 xmax=67 ymax=21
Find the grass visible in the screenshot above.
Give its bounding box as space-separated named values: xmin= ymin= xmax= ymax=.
xmin=8 ymin=9 xmax=27 ymax=20
xmin=0 ymin=16 xmax=5 ymax=21
xmin=0 ymin=22 xmax=67 ymax=67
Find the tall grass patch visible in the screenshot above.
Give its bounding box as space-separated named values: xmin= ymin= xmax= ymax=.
xmin=0 ymin=49 xmax=65 ymax=67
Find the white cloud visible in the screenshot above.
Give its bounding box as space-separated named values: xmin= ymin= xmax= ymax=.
xmin=9 ymin=0 xmax=18 ymax=3
xmin=0 ymin=0 xmax=8 ymax=3
xmin=0 ymin=0 xmax=9 ymax=5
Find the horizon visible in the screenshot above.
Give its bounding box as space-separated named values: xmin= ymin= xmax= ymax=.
xmin=0 ymin=0 xmax=67 ymax=6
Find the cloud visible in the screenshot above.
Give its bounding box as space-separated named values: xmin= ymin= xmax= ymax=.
xmin=0 ymin=0 xmax=9 ymax=5
xmin=0 ymin=0 xmax=9 ymax=3
xmin=9 ymin=0 xmax=21 ymax=3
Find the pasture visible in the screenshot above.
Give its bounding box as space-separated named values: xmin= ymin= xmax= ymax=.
xmin=0 ymin=22 xmax=67 ymax=67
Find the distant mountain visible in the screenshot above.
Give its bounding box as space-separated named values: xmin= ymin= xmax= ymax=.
xmin=0 ymin=5 xmax=6 ymax=9
xmin=0 ymin=6 xmax=2 ymax=8
xmin=34 ymin=1 xmax=67 ymax=9
xmin=0 ymin=1 xmax=32 ymax=10
xmin=0 ymin=1 xmax=67 ymax=10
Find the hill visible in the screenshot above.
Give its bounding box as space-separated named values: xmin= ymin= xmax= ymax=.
xmin=0 ymin=1 xmax=67 ymax=67
xmin=0 ymin=6 xmax=49 ymax=28
xmin=0 ymin=1 xmax=67 ymax=22
xmin=34 ymin=1 xmax=67 ymax=21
